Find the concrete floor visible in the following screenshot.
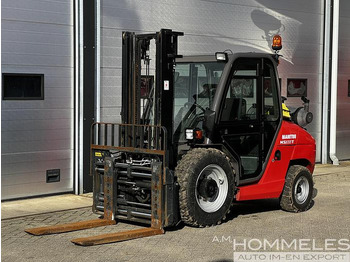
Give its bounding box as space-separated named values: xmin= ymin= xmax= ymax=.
xmin=1 ymin=194 xmax=92 ymax=220
xmin=1 ymin=162 xmax=350 ymax=262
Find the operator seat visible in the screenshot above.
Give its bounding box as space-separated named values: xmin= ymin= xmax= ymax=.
xmin=221 ymin=98 xmax=247 ymax=121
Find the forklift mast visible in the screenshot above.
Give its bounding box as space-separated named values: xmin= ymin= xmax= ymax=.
xmin=121 ymin=29 xmax=183 ymax=168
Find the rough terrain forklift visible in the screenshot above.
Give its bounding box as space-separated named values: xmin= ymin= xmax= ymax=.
xmin=26 ymin=29 xmax=316 ymax=246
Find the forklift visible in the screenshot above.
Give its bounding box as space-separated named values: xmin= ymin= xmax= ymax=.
xmin=26 ymin=29 xmax=316 ymax=245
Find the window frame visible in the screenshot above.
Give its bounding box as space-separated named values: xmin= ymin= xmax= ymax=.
xmin=2 ymin=73 xmax=44 ymax=100
xmin=263 ymin=60 xmax=281 ymax=122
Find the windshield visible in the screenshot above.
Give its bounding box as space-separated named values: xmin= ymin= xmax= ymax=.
xmin=173 ymin=61 xmax=226 ymax=143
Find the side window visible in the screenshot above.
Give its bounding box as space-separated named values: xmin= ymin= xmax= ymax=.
xmin=221 ymin=60 xmax=259 ymax=121
xmin=263 ymin=61 xmax=280 ymax=121
xmin=174 ymin=63 xmax=190 ymax=99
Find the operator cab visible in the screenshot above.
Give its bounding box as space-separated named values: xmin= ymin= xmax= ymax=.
xmin=174 ymin=53 xmax=282 ymax=183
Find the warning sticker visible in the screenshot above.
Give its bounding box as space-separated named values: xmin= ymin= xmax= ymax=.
xmin=95 ymin=152 xmax=102 ymax=157
xmin=164 ymin=80 xmax=169 ymax=90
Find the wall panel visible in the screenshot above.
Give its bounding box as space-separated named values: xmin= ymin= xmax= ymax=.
xmin=1 ymin=0 xmax=74 ymax=199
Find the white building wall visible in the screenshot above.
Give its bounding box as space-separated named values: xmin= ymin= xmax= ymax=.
xmin=1 ymin=0 xmax=74 ymax=199
xmin=100 ymin=0 xmax=324 ymax=161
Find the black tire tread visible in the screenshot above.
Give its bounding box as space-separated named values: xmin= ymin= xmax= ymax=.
xmin=280 ymin=165 xmax=313 ymax=212
xmin=176 ymin=148 xmax=235 ymax=227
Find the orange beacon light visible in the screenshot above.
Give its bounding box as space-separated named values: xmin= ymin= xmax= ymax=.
xmin=272 ymin=35 xmax=282 ymax=51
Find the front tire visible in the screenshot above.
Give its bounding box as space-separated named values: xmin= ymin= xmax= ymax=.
xmin=280 ymin=165 xmax=314 ymax=212
xmin=176 ymin=148 xmax=235 ymax=227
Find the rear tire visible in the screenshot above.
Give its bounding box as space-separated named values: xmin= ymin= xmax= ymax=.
xmin=280 ymin=165 xmax=314 ymax=212
xmin=176 ymin=148 xmax=235 ymax=227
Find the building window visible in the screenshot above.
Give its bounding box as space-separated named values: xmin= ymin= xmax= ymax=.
xmin=2 ymin=73 xmax=44 ymax=100
xmin=287 ymin=78 xmax=307 ymax=97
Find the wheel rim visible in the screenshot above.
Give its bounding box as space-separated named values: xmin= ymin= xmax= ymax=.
xmin=294 ymin=176 xmax=310 ymax=205
xmin=195 ymin=164 xmax=228 ymax=213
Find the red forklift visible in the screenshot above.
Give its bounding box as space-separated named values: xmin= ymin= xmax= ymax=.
xmin=26 ymin=29 xmax=316 ymax=245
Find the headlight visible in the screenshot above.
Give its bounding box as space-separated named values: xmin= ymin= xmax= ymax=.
xmin=185 ymin=128 xmax=203 ymax=141
xmin=215 ymin=52 xmax=228 ymax=62
xmin=185 ymin=129 xmax=194 ymax=140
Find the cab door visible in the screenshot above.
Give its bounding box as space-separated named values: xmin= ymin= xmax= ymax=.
xmin=217 ymin=57 xmax=281 ymax=181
